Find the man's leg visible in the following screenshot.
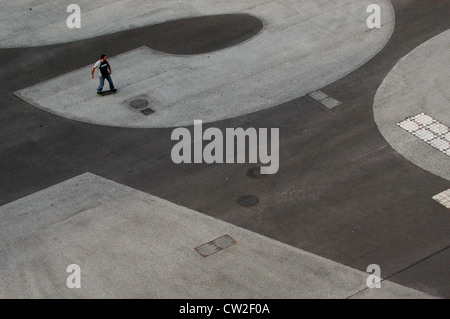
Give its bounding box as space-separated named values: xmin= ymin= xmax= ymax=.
xmin=97 ymin=76 xmax=105 ymax=93
xmin=106 ymin=74 xmax=115 ymax=90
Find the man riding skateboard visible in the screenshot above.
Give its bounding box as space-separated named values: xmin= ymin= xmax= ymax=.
xmin=91 ymin=54 xmax=116 ymax=94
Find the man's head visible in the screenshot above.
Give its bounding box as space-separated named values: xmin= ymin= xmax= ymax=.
xmin=100 ymin=54 xmax=107 ymax=61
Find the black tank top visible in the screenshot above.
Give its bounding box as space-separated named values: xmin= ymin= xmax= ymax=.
xmin=99 ymin=61 xmax=109 ymax=77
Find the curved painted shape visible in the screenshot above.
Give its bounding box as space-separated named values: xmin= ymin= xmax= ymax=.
xmin=13 ymin=0 xmax=395 ymax=128
xmin=144 ymin=14 xmax=264 ymax=55
xmin=374 ymin=29 xmax=450 ymax=181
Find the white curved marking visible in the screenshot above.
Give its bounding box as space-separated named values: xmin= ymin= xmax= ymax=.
xmin=374 ymin=29 xmax=450 ymax=181
xmin=13 ymin=0 xmax=395 ymax=128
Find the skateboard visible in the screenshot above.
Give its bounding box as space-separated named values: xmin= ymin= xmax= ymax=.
xmin=97 ymin=89 xmax=117 ymax=96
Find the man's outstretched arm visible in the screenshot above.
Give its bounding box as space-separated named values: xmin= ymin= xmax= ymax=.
xmin=91 ymin=67 xmax=95 ymax=78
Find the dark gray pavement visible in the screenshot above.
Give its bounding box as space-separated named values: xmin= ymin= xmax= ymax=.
xmin=1 ymin=0 xmax=449 ymax=297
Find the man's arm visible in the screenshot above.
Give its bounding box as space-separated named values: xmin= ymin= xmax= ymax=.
xmin=91 ymin=60 xmax=100 ymax=78
xmin=108 ymin=64 xmax=112 ymax=75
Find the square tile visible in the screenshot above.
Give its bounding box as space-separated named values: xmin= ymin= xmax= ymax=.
xmin=398 ymin=120 xmax=420 ymax=132
xmin=429 ymin=138 xmax=450 ymax=151
xmin=321 ymin=97 xmax=342 ymax=109
xmin=309 ymin=90 xmax=328 ymax=101
xmin=443 ymin=132 xmax=450 ymax=142
xmin=412 ymin=113 xmax=435 ymax=126
xmin=428 ymin=123 xmax=448 ymax=135
xmin=413 ymin=129 xmax=435 ymax=142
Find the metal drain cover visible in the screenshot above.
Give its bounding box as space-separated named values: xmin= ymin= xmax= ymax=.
xmin=237 ymin=195 xmax=259 ymax=207
xmin=140 ymin=108 xmax=155 ymax=116
xmin=129 ymin=99 xmax=149 ymax=109
xmin=195 ymin=235 xmax=237 ymax=257
xmin=195 ymin=242 xmax=219 ymax=257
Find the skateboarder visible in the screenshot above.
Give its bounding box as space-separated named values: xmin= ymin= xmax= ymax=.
xmin=91 ymin=54 xmax=116 ymax=94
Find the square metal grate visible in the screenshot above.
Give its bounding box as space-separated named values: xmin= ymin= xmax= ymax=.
xmin=195 ymin=235 xmax=237 ymax=257
xmin=308 ymin=90 xmax=342 ymax=109
xmin=140 ymin=108 xmax=155 ymax=116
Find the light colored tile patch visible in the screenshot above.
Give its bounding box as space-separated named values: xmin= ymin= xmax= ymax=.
xmin=412 ymin=113 xmax=435 ymax=126
xmin=432 ymin=189 xmax=450 ymax=209
xmin=413 ymin=129 xmax=435 ymax=142
xmin=429 ymin=138 xmax=449 ymax=151
xmin=428 ymin=123 xmax=448 ymax=135
xmin=397 ymin=113 xmax=450 ymax=157
xmin=398 ymin=120 xmax=420 ymax=133
xmin=308 ymin=90 xmax=343 ymax=109
xmin=321 ymin=97 xmax=343 ymax=109
xmin=308 ymin=90 xmax=328 ymax=101
xmin=444 ymin=132 xmax=450 ymax=142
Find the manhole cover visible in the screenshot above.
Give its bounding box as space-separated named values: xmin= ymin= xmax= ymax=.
xmin=237 ymin=195 xmax=259 ymax=207
xmin=247 ymin=167 xmax=264 ymax=178
xmin=129 ymin=99 xmax=149 ymax=109
xmin=140 ymin=108 xmax=155 ymax=116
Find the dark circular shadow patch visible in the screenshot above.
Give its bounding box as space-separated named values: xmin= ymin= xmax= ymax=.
xmin=129 ymin=99 xmax=149 ymax=109
xmin=146 ymin=14 xmax=263 ymax=55
xmin=237 ymin=195 xmax=259 ymax=207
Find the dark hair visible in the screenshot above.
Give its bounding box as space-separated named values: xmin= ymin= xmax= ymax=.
xmin=100 ymin=54 xmax=106 ymax=60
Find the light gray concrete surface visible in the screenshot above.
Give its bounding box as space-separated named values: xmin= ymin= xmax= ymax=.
xmin=14 ymin=0 xmax=395 ymax=128
xmin=0 ymin=173 xmax=434 ymax=298
xmin=1 ymin=0 xmax=394 ymax=48
xmin=350 ymin=282 xmax=436 ymax=299
xmin=374 ymin=29 xmax=450 ymax=181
